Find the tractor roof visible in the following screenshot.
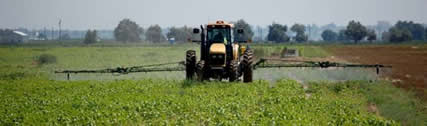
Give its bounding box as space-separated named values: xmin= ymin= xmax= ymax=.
xmin=207 ymin=20 xmax=234 ymax=28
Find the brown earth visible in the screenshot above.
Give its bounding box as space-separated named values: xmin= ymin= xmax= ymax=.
xmin=327 ymin=45 xmax=427 ymax=100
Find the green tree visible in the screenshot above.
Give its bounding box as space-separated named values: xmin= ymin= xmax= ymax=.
xmin=291 ymin=24 xmax=308 ymax=42
xmin=425 ymin=27 xmax=427 ymax=41
xmin=321 ymin=29 xmax=338 ymax=41
xmin=267 ymin=23 xmax=289 ymax=43
xmin=337 ymin=30 xmax=349 ymax=41
xmin=145 ymin=25 xmax=166 ymax=43
xmin=345 ymin=20 xmax=368 ymax=43
xmin=388 ymin=27 xmax=412 ymax=43
xmin=166 ymin=26 xmax=192 ymax=42
xmin=395 ymin=21 xmax=425 ymax=40
xmin=233 ymin=19 xmax=254 ymax=42
xmin=291 ymin=24 xmax=305 ymax=33
xmin=367 ymin=29 xmax=377 ymax=42
xmin=294 ymin=33 xmax=308 ymax=42
xmin=84 ymin=30 xmax=97 ymax=44
xmin=114 ymin=19 xmax=143 ymax=42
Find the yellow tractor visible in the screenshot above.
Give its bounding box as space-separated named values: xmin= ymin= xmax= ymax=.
xmin=186 ymin=20 xmax=254 ymax=82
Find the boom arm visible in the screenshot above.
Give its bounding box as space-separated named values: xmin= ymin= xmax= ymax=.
xmin=253 ymin=58 xmax=392 ymax=74
xmin=55 ymin=59 xmax=391 ymax=80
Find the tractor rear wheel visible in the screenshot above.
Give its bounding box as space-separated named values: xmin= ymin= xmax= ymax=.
xmin=229 ymin=60 xmax=239 ymax=82
xmin=186 ymin=50 xmax=196 ymax=80
xmin=196 ymin=60 xmax=207 ymax=81
xmin=242 ymin=49 xmax=254 ymax=83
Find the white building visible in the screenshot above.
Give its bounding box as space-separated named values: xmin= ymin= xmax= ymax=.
xmin=0 ymin=30 xmax=28 ymax=44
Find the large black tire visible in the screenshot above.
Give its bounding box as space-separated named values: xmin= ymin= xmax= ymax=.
xmin=228 ymin=60 xmax=239 ymax=82
xmin=242 ymin=49 xmax=254 ymax=83
xmin=196 ymin=60 xmax=207 ymax=81
xmin=186 ymin=50 xmax=196 ymax=80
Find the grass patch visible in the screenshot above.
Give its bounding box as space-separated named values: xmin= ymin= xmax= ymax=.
xmin=310 ymin=81 xmax=427 ymax=126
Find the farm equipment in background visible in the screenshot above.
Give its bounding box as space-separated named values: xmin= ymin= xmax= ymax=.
xmin=55 ymin=20 xmax=392 ymax=81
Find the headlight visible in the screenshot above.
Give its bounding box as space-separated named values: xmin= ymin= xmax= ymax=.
xmin=218 ymin=55 xmax=223 ymax=59
xmin=212 ymin=55 xmax=217 ymax=59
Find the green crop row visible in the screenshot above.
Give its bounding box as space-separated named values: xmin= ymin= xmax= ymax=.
xmin=0 ymin=78 xmax=396 ymax=125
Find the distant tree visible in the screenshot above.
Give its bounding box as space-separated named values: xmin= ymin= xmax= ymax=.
xmin=425 ymin=27 xmax=427 ymax=41
xmin=395 ymin=21 xmax=425 ymax=41
xmin=321 ymin=29 xmax=338 ymax=41
xmin=84 ymin=30 xmax=97 ymax=44
xmin=388 ymin=27 xmax=412 ymax=43
xmin=345 ymin=20 xmax=368 ymax=43
xmin=114 ymin=19 xmax=143 ymax=42
xmin=145 ymin=25 xmax=166 ymax=43
xmin=337 ymin=29 xmax=349 ymax=41
xmin=323 ymin=23 xmax=337 ymax=31
xmin=367 ymin=29 xmax=377 ymax=42
xmin=233 ymin=19 xmax=254 ymax=42
xmin=267 ymin=23 xmax=289 ymax=43
xmin=291 ymin=24 xmax=306 ymax=34
xmin=291 ymin=24 xmax=308 ymax=42
xmin=294 ymin=33 xmax=308 ymax=42
xmin=166 ymin=26 xmax=192 ymax=42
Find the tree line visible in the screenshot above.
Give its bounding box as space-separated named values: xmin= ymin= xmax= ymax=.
xmin=321 ymin=20 xmax=427 ymax=43
xmin=82 ymin=18 xmax=427 ymax=44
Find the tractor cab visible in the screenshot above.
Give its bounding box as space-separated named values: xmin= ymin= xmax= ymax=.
xmin=206 ymin=21 xmax=233 ymax=45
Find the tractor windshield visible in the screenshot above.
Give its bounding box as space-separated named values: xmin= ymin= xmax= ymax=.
xmin=207 ymin=28 xmax=231 ymax=44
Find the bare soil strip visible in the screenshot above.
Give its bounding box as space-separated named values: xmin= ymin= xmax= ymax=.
xmin=327 ymin=45 xmax=427 ymax=99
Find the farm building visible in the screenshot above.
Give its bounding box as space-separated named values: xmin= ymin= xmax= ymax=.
xmin=0 ymin=29 xmax=29 ymax=44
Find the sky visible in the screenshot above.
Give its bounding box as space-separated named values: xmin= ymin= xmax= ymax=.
xmin=0 ymin=0 xmax=426 ymax=30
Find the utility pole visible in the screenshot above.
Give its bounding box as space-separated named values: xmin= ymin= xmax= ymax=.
xmin=44 ymin=27 xmax=47 ymax=40
xmin=307 ymin=24 xmax=311 ymax=42
xmin=51 ymin=27 xmax=54 ymax=40
xmin=58 ymin=19 xmax=62 ymax=40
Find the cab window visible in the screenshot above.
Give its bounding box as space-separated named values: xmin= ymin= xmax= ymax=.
xmin=207 ymin=28 xmax=231 ymax=44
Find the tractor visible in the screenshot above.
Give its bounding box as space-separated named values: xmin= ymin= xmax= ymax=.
xmin=185 ymin=20 xmax=254 ymax=82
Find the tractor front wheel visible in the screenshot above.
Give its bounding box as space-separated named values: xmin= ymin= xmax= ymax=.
xmin=186 ymin=50 xmax=196 ymax=80
xmin=229 ymin=60 xmax=239 ymax=82
xmin=196 ymin=60 xmax=207 ymax=81
xmin=242 ymin=49 xmax=254 ymax=83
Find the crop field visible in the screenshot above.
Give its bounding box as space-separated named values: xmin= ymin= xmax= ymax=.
xmin=0 ymin=43 xmax=426 ymax=125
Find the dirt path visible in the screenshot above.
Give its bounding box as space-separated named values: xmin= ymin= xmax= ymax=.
xmin=326 ymin=45 xmax=427 ymax=99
